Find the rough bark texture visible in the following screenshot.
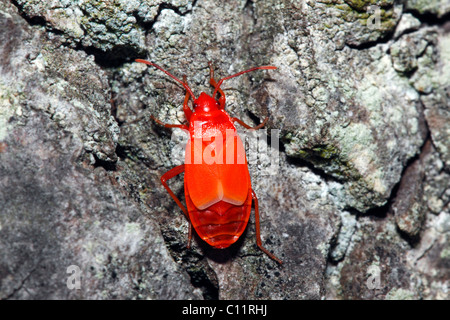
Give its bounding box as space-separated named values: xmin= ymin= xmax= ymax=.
xmin=0 ymin=0 xmax=448 ymax=300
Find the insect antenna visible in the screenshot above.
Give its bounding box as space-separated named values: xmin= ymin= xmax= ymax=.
xmin=212 ymin=65 xmax=276 ymax=99
xmin=135 ymin=59 xmax=196 ymax=100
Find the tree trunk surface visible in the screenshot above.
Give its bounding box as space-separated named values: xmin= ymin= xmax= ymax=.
xmin=0 ymin=0 xmax=448 ymax=300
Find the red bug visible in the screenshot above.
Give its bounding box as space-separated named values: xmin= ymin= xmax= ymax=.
xmin=136 ymin=59 xmax=282 ymax=264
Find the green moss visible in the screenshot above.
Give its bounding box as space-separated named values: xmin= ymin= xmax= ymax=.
xmin=310 ymin=144 xmax=340 ymax=160
xmin=296 ymin=143 xmax=355 ymax=179
xmin=344 ymin=0 xmax=394 ymax=11
xmin=327 ymin=0 xmax=398 ymax=31
xmin=344 ymin=0 xmax=372 ymax=11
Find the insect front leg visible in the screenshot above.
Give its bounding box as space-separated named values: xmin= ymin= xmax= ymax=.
xmin=150 ymin=115 xmax=189 ymax=130
xmin=151 ymin=76 xmax=192 ymax=129
xmin=232 ymin=116 xmax=269 ymax=130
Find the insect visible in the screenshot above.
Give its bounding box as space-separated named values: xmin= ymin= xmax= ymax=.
xmin=136 ymin=59 xmax=282 ymax=264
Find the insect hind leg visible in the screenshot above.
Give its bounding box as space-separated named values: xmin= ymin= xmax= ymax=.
xmin=251 ymin=189 xmax=283 ymax=265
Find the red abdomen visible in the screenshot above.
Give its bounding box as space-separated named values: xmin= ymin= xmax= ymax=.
xmin=185 ymin=184 xmax=252 ymax=248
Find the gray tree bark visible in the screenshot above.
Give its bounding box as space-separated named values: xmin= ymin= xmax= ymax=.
xmin=0 ymin=0 xmax=448 ymax=300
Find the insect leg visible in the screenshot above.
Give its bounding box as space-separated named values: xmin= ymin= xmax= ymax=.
xmin=151 ymin=76 xmax=192 ymax=129
xmin=160 ymin=164 xmax=193 ymax=248
xmin=212 ymin=65 xmax=276 ymax=100
xmin=232 ymin=116 xmax=269 ymax=130
xmin=150 ymin=115 xmax=189 ymax=130
xmin=251 ymin=189 xmax=283 ymax=265
xmin=208 ymin=62 xmax=226 ymax=109
xmin=182 ymin=75 xmax=193 ymax=122
xmin=135 ymin=59 xmax=196 ymax=100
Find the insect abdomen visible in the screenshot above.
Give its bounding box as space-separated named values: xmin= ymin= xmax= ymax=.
xmin=185 ymin=188 xmax=252 ymax=248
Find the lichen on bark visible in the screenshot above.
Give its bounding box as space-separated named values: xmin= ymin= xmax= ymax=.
xmin=1 ymin=0 xmax=448 ymax=300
